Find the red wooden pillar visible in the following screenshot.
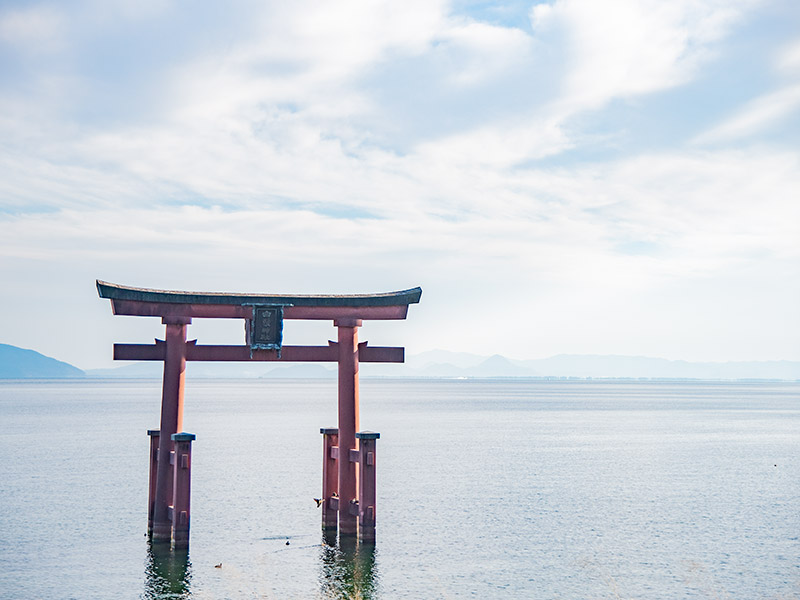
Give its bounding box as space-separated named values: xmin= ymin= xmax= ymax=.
xmin=171 ymin=432 xmax=195 ymax=548
xmin=356 ymin=431 xmax=379 ymax=542
xmin=336 ymin=319 xmax=361 ymax=536
xmin=147 ymin=429 xmax=160 ymax=534
xmin=152 ymin=318 xmax=189 ymax=543
xmin=320 ymin=427 xmax=339 ymax=531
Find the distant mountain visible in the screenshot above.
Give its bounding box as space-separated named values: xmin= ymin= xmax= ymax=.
xmin=86 ymin=362 xmax=275 ymax=379
xmin=0 ymin=344 xmax=85 ymax=378
xmin=513 ymin=354 xmax=800 ymax=380
xmin=6 ymin=342 xmax=799 ymax=381
xmin=415 ymin=362 xmax=466 ymax=377
xmin=382 ymin=350 xmax=800 ymax=380
xmin=472 ymin=355 xmax=534 ymax=377
xmin=406 ymin=350 xmax=488 ymax=369
xmin=259 ymin=364 xmax=336 ymax=379
xmin=85 ymin=362 xmax=163 ymax=378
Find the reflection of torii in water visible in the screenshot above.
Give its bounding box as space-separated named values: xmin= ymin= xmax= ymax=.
xmin=97 ymin=280 xmax=421 ymax=548
xmin=319 ymin=534 xmax=379 ymax=600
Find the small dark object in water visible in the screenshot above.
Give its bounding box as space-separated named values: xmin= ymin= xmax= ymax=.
xmin=313 ymin=498 xmax=323 ymax=507
xmin=286 ymin=539 xmax=290 ymax=546
xmin=214 ymin=563 xmax=222 ymax=569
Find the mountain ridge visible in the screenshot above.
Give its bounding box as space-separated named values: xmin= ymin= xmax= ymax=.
xmin=0 ymin=344 xmax=85 ymax=378
xmin=1 ymin=343 xmax=798 ymax=380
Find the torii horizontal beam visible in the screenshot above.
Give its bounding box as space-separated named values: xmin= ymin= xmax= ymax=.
xmin=114 ymin=341 xmax=404 ymax=362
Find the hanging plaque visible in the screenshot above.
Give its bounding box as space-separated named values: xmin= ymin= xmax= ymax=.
xmin=249 ymin=305 xmax=283 ymax=350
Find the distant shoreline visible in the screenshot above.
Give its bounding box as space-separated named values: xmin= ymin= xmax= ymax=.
xmin=3 ymin=343 xmax=800 ymax=381
xmin=2 ymin=376 xmax=799 ymax=383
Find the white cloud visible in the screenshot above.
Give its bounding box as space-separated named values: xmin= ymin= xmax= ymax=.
xmin=193 ymin=0 xmax=446 ymax=94
xmin=412 ymin=115 xmax=570 ymax=168
xmin=532 ymin=0 xmax=761 ymax=111
xmin=3 ymin=143 xmax=798 ymax=364
xmin=0 ymin=0 xmax=798 ymax=364
xmin=693 ymin=32 xmax=800 ymax=145
xmin=84 ymin=0 xmax=172 ymax=21
xmin=3 ymin=145 xmax=796 ymax=275
xmin=410 ymin=0 xmax=765 ymax=168
xmin=0 ymin=5 xmax=64 ymax=52
xmin=694 ymin=84 xmax=800 ymax=144
xmin=776 ymin=37 xmax=800 ymax=74
xmin=433 ymin=20 xmax=533 ymax=86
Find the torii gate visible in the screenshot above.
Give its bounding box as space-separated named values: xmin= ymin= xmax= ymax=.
xmin=97 ymin=280 xmax=422 ymax=547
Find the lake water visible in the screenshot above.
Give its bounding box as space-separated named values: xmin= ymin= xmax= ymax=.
xmin=0 ymin=378 xmax=798 ymax=599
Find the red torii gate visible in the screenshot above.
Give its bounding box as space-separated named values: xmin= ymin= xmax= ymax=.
xmin=97 ymin=280 xmax=422 ymax=547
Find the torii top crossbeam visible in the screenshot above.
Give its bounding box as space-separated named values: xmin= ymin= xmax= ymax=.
xmin=97 ymin=280 xmax=422 ymax=318
xmin=97 ymin=280 xmax=422 ymax=363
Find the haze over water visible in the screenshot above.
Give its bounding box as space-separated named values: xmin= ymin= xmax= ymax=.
xmin=1 ymin=378 xmax=798 ymax=599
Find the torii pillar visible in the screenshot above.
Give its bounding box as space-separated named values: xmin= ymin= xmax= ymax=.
xmin=336 ymin=319 xmax=360 ymax=535
xmin=151 ymin=318 xmax=189 ymax=542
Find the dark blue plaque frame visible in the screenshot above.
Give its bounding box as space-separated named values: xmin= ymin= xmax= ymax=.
xmin=248 ymin=305 xmax=284 ymax=350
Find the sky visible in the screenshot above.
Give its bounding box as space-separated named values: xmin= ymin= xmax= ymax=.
xmin=0 ymin=0 xmax=798 ymax=369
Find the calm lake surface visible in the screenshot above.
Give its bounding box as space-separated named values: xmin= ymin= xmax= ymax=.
xmin=0 ymin=378 xmax=798 ymax=599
